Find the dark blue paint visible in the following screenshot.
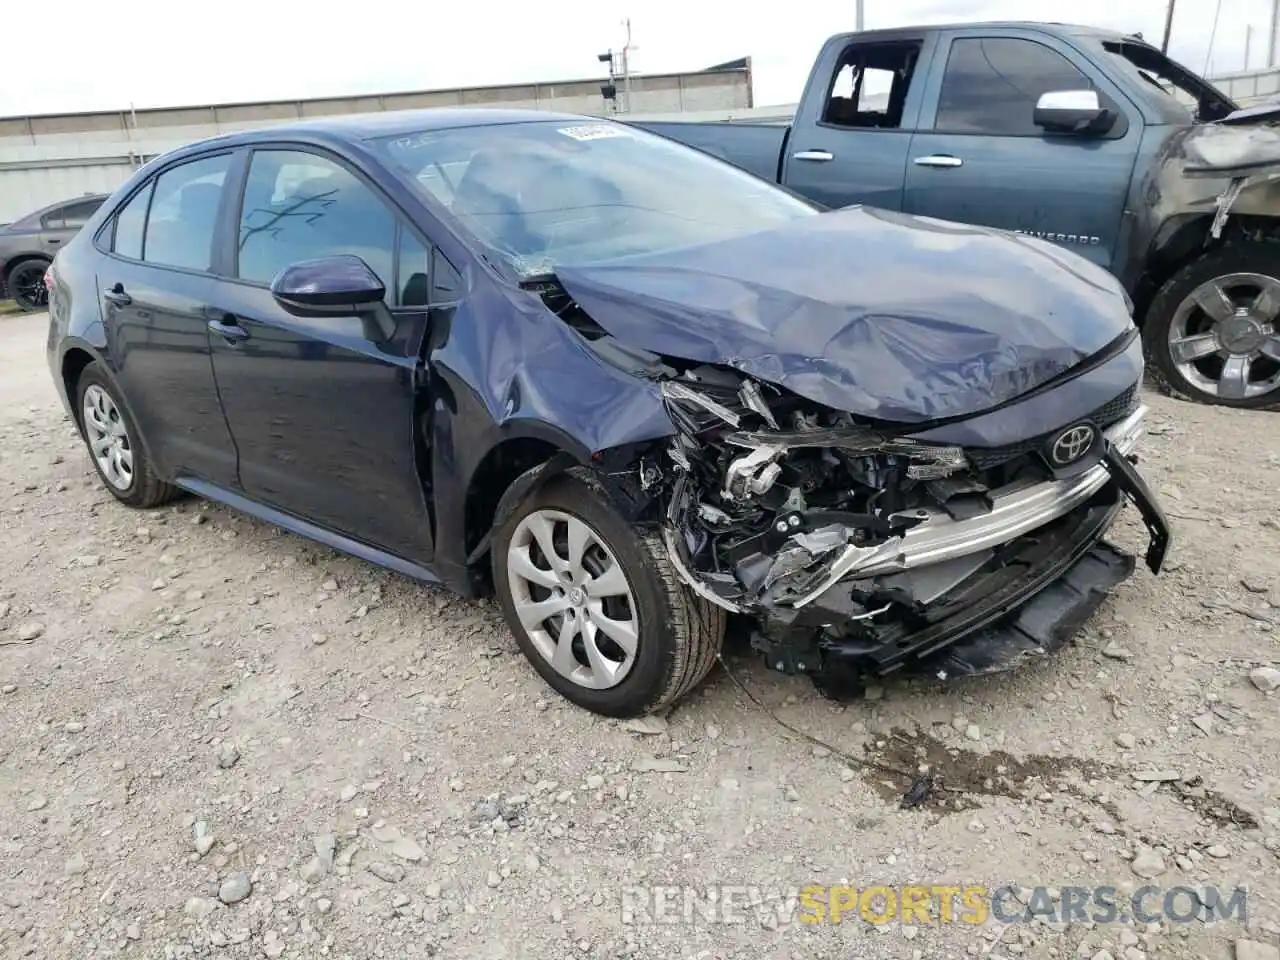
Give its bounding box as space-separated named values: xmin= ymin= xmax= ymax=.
xmin=557 ymin=205 xmax=1134 ymax=423
xmin=272 ymin=254 xmax=386 ymax=311
xmin=46 ymin=106 xmax=1146 ymax=599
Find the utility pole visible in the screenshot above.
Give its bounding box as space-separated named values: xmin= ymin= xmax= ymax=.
xmin=856 ymin=0 xmax=864 ymax=31
xmin=1246 ymin=24 xmax=1253 ymax=71
xmin=1160 ymin=0 xmax=1175 ymax=53
xmin=621 ymin=18 xmax=634 ymax=114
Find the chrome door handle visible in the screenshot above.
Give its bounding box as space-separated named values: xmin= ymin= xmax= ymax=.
xmin=913 ymin=155 xmax=964 ymax=168
xmin=792 ymin=149 xmax=834 ymax=162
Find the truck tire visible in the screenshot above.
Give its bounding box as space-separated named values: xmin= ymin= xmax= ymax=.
xmin=491 ymin=468 xmax=725 ymax=717
xmin=1143 ymin=245 xmax=1280 ymax=409
xmin=5 ymin=258 xmax=50 ymax=312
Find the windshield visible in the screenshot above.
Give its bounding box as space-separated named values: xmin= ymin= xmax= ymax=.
xmin=374 ymin=120 xmax=816 ymax=277
xmin=1098 ymin=40 xmax=1236 ymax=123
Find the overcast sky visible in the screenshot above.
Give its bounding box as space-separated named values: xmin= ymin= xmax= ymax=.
xmin=2 ymin=0 xmax=1271 ymax=117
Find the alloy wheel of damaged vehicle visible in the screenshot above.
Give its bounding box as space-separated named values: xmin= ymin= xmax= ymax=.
xmin=1146 ymin=248 xmax=1280 ymax=408
xmin=7 ymin=260 xmax=49 ymax=312
xmin=493 ymin=470 xmax=725 ymax=717
xmin=74 ymin=362 xmax=180 ymax=509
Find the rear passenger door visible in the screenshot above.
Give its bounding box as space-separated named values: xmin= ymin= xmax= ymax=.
xmin=206 ymin=146 xmax=460 ymax=564
xmin=780 ymin=35 xmax=934 ymax=211
xmin=96 ymin=152 xmax=241 ymax=487
xmin=903 ymin=29 xmax=1141 ymax=270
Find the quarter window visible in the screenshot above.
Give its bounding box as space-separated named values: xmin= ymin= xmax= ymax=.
xmin=60 ymin=198 xmax=105 ymax=229
xmin=935 ymin=38 xmax=1094 ymax=136
xmin=112 ymin=183 xmax=152 ymax=261
xmin=237 ymin=150 xmax=395 ymax=292
xmin=395 ymin=231 xmax=463 ymax=307
xmin=143 ymin=154 xmax=232 ymax=271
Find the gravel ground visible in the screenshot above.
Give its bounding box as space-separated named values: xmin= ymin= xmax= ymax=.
xmin=1 ymin=310 xmax=1278 ymax=960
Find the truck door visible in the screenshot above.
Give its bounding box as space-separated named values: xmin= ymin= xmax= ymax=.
xmin=780 ymin=34 xmax=936 ymax=211
xmin=903 ymin=28 xmax=1141 ymax=271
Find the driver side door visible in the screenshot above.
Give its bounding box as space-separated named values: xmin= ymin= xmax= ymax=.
xmin=903 ymin=29 xmax=1141 ymax=271
xmin=206 ymin=146 xmax=457 ymax=564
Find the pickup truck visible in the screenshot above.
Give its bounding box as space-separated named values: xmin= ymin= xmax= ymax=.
xmin=634 ymin=22 xmax=1280 ymax=409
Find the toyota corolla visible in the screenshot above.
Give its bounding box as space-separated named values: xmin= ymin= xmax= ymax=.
xmin=45 ymin=108 xmax=1170 ymax=716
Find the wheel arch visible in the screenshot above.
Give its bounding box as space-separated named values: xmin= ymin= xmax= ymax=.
xmin=460 ymin=430 xmax=587 ymax=577
xmin=1134 ymin=213 xmax=1280 ymax=324
xmin=61 ymin=347 xmax=98 ymax=429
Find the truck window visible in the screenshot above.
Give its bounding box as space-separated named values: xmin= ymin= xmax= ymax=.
xmin=1099 ymin=40 xmax=1235 ymax=123
xmin=935 ymin=38 xmax=1094 ymax=136
xmin=823 ymin=41 xmax=921 ymax=130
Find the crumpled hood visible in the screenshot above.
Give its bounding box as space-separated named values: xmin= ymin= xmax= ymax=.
xmin=1181 ymin=121 xmax=1280 ymax=177
xmin=555 ymin=206 xmax=1134 ymax=423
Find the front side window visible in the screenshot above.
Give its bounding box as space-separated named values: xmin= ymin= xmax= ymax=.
xmin=237 ymin=150 xmax=395 ymax=291
xmin=112 ymin=183 xmax=152 ymax=261
xmin=374 ymin=120 xmax=816 ymax=278
xmin=143 ymin=154 xmax=232 ymax=271
xmin=936 ymin=38 xmax=1094 ymax=136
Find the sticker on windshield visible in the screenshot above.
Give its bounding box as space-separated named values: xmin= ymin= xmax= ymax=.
xmin=556 ymin=124 xmax=631 ymax=141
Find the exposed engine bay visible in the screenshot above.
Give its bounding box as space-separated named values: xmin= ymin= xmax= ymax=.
xmin=644 ymin=360 xmax=1163 ymax=685
xmin=525 ymin=222 xmax=1172 ymax=689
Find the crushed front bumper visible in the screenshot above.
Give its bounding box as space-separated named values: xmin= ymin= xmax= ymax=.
xmin=791 ymin=405 xmax=1165 ymax=611
xmin=748 ymin=403 xmax=1171 ymax=683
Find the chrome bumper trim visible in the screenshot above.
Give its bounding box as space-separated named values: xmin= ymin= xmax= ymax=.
xmin=792 ymin=405 xmax=1148 ymax=608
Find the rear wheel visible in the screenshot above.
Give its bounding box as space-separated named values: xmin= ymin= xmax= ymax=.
xmin=492 ymin=469 xmax=725 ymax=717
xmin=6 ymin=260 xmax=49 ymax=312
xmin=75 ymin=363 xmax=180 ymax=508
xmin=1143 ymin=245 xmax=1280 ymax=408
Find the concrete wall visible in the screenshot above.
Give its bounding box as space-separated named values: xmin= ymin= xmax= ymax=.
xmin=0 ymin=67 xmax=751 ymax=223
xmin=1211 ymin=66 xmax=1280 ymax=106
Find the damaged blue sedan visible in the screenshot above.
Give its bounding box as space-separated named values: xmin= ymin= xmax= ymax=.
xmin=45 ymin=108 xmax=1170 ymax=716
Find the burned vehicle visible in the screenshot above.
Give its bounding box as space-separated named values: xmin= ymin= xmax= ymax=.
xmin=45 ymin=109 xmax=1169 ymax=717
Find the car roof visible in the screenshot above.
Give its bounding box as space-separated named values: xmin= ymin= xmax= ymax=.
xmin=201 ymin=107 xmax=600 ymax=149
xmin=2 ymin=193 xmax=108 ymax=231
xmin=844 ymin=21 xmax=1133 ymax=43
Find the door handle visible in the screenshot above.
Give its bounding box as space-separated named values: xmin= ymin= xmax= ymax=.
xmin=207 ymin=317 xmax=250 ymax=344
xmin=792 ymin=149 xmax=835 ymax=162
xmin=102 ymin=284 xmax=131 ymax=306
xmin=913 ymin=155 xmax=964 ymax=168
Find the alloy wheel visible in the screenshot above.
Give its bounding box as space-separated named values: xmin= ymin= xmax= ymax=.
xmin=506 ymin=508 xmax=640 ymax=690
xmin=82 ymin=384 xmax=134 ymax=491
xmin=1167 ymin=272 xmax=1280 ymax=401
xmin=9 ymin=262 xmax=49 ymax=311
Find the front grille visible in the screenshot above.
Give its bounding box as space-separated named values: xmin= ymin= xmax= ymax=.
xmin=966 ymin=384 xmax=1139 ymax=472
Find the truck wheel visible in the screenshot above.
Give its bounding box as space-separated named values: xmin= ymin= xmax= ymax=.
xmin=492 ymin=468 xmax=725 ymax=717
xmin=1143 ymin=245 xmax=1280 ymax=408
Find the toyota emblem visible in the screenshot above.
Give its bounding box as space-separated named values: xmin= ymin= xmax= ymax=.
xmin=1049 ymin=424 xmax=1096 ymax=465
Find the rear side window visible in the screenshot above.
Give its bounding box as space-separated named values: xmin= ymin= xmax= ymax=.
xmin=935 ymin=38 xmax=1093 ymax=135
xmin=112 ymin=184 xmax=152 ymax=260
xmin=237 ymin=150 xmax=395 ymax=291
xmin=61 ymin=198 xmax=104 ymax=229
xmin=143 ymin=154 xmax=232 ymax=271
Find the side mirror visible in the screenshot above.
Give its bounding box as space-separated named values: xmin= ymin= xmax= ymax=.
xmin=1033 ymin=89 xmax=1114 ymax=135
xmin=271 ymin=255 xmax=395 ymax=342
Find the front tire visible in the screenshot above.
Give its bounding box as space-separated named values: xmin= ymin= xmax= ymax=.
xmin=75 ymin=362 xmax=180 ymax=508
xmin=492 ymin=469 xmax=725 ymax=717
xmin=1143 ymin=245 xmax=1280 ymax=408
xmin=6 ymin=259 xmax=50 ymax=312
